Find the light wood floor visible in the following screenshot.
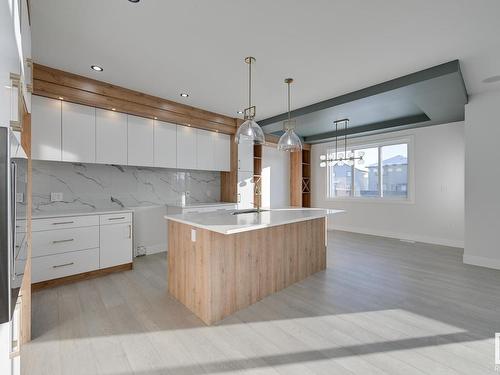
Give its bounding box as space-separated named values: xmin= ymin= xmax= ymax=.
xmin=23 ymin=231 xmax=500 ymax=375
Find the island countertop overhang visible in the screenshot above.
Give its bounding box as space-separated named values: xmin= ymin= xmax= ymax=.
xmin=164 ymin=207 xmax=344 ymax=235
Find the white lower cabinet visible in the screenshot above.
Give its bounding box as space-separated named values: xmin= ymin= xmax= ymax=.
xmin=100 ymin=222 xmax=133 ymax=269
xmin=31 ymin=212 xmax=133 ymax=283
xmin=31 ymin=248 xmax=100 ymax=283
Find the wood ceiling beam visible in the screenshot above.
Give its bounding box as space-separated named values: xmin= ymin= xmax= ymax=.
xmin=33 ymin=63 xmax=238 ymax=134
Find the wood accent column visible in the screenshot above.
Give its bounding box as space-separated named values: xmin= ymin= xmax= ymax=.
xmin=220 ymin=133 xmax=239 ymax=203
xmin=19 ymin=109 xmax=31 ymax=344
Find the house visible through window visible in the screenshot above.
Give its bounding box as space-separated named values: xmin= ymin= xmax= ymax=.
xmin=326 ymin=141 xmax=409 ymax=200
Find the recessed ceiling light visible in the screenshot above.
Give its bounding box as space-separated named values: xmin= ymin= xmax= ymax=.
xmin=91 ymin=65 xmax=103 ymax=72
xmin=180 ymin=93 xmax=189 ymax=98
xmin=111 ymin=108 xmax=116 ymax=111
xmin=237 ymin=110 xmax=243 ymax=114
xmin=154 ymin=116 xmax=158 ymax=120
xmin=483 ymin=75 xmax=500 ymax=84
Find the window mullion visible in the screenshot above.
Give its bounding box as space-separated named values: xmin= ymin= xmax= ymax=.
xmin=378 ymin=146 xmax=383 ymax=198
xmin=351 ymin=149 xmax=355 ymax=197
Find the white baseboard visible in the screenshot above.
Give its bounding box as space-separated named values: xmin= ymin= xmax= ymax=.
xmin=463 ymin=254 xmax=500 ymax=270
xmin=329 ymin=224 xmax=464 ymax=248
xmin=135 ymin=243 xmax=167 ymax=256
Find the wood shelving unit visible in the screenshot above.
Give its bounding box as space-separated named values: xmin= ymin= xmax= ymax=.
xmin=290 ymin=145 xmax=312 ymax=207
xmin=301 ymin=149 xmax=311 ymax=207
xmin=253 ymin=144 xmax=262 ymax=208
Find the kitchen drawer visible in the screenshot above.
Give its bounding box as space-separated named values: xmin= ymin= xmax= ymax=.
xmin=32 ymin=248 xmax=100 ymax=283
xmin=100 ymin=212 xmax=132 ymax=225
xmin=32 ymin=215 xmax=99 ymax=231
xmin=32 ymin=226 xmax=99 ymax=258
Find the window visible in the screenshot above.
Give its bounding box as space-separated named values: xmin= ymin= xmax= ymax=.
xmin=326 ymin=141 xmax=409 ymax=200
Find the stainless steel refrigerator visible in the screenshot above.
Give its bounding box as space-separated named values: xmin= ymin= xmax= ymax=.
xmin=0 ymin=127 xmax=27 ymax=324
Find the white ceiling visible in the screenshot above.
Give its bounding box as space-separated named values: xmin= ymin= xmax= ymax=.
xmin=31 ymin=0 xmax=500 ymax=120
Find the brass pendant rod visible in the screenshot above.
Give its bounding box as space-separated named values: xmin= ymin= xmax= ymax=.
xmin=248 ymin=59 xmax=252 ymax=109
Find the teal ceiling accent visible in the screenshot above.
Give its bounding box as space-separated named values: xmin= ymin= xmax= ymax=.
xmin=260 ymin=60 xmax=467 ymax=144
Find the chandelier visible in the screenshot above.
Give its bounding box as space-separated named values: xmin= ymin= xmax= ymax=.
xmin=319 ymin=119 xmax=364 ymax=167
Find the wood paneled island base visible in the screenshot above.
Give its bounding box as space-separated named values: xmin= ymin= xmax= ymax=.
xmin=167 ymin=217 xmax=326 ymax=325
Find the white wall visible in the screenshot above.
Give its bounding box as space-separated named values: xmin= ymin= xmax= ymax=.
xmin=312 ymin=122 xmax=465 ymax=247
xmin=463 ymin=90 xmax=500 ymax=269
xmin=262 ymin=145 xmax=290 ymax=208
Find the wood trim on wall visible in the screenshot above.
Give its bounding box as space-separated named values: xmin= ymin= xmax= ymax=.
xmin=33 ymin=64 xmax=238 ymax=134
xmin=221 ymin=134 xmax=238 ymax=203
xmin=19 ymin=108 xmax=32 ymax=345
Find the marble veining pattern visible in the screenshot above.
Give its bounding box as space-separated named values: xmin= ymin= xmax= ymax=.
xmin=32 ymin=161 xmax=220 ymax=212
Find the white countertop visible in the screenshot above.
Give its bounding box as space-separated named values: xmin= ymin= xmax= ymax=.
xmin=166 ymin=202 xmax=237 ymax=209
xmin=165 ymin=208 xmax=344 ymax=235
xmin=31 ymin=207 xmax=134 ymax=220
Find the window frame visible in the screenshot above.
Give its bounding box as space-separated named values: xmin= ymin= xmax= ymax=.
xmin=325 ymin=136 xmax=414 ymax=204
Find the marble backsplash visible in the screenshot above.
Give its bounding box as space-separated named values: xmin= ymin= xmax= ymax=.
xmin=31 ymin=161 xmax=221 ymax=212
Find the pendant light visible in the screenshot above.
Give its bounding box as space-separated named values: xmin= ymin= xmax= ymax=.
xmin=235 ymin=57 xmax=265 ymax=145
xmin=277 ymin=78 xmax=302 ymax=152
xmin=319 ymin=119 xmax=364 ymax=167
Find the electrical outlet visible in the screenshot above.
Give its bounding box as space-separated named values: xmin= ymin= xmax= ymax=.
xmin=50 ymin=192 xmax=64 ymax=202
xmin=15 ymin=193 xmax=24 ymax=203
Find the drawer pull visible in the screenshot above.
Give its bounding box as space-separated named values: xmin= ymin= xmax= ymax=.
xmin=52 ymin=221 xmax=74 ymax=225
xmin=52 ymin=262 xmax=74 ymax=269
xmin=15 ymin=272 xmax=24 ymax=277
xmin=52 ymin=238 xmax=74 ymax=244
xmin=108 ymin=216 xmax=126 ymax=221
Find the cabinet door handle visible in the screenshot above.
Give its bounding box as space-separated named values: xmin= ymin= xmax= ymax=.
xmin=52 ymin=221 xmax=74 ymax=225
xmin=52 ymin=262 xmax=74 ymax=269
xmin=128 ymin=225 xmax=132 ymax=239
xmin=52 ymin=238 xmax=74 ymax=244
xmin=108 ymin=216 xmax=125 ymax=221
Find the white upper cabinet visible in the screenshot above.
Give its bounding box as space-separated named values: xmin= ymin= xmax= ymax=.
xmin=31 ymin=96 xmax=62 ymax=161
xmin=238 ymin=140 xmax=254 ymax=172
xmin=176 ymin=125 xmax=197 ymax=170
xmin=62 ymin=102 xmax=95 ymax=163
xmin=154 ymin=120 xmax=176 ymax=169
xmin=214 ymin=133 xmax=231 ymax=172
xmin=30 ymin=97 xmax=232 ymax=171
xmin=196 ymin=129 xmax=215 ymax=171
xmin=96 ymin=109 xmax=127 ymax=165
xmin=127 ymin=115 xmax=154 ymax=167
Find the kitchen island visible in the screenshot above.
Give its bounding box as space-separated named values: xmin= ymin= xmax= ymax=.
xmin=165 ymin=208 xmax=343 ymax=324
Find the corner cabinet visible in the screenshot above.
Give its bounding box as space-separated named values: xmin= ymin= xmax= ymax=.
xmin=96 ymin=109 xmax=128 ymax=165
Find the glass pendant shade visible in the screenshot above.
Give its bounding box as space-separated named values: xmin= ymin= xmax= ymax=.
xmin=235 ymin=118 xmax=265 ymax=144
xmin=277 ymin=128 xmax=302 ymax=152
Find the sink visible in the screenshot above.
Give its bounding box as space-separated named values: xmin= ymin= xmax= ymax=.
xmin=231 ymin=209 xmax=268 ymax=215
